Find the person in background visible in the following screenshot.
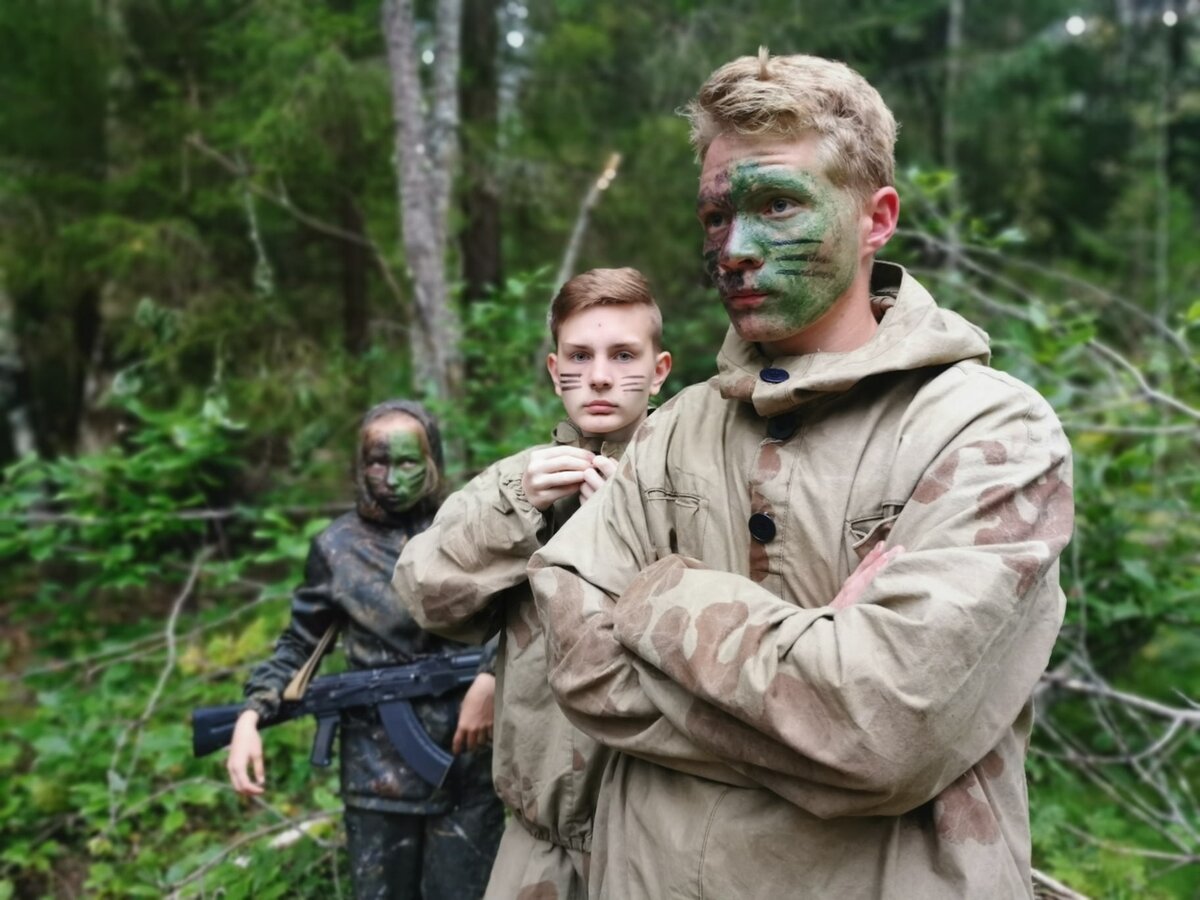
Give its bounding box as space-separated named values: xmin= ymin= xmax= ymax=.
xmin=227 ymin=399 xmax=504 ymax=900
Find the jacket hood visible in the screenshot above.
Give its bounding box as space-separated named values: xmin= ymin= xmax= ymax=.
xmin=715 ymin=262 xmax=991 ymax=417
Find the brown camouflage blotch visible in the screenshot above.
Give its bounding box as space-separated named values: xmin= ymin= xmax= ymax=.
xmin=572 ymin=748 xmax=585 ymax=771
xmin=912 ymin=453 xmax=959 ymax=504
xmin=690 ymin=601 xmax=753 ymax=696
xmin=653 ymin=601 xmax=774 ymax=701
xmin=615 ymin=584 xmax=655 ymax=645
xmin=494 ymin=767 xmax=539 ymax=823
xmin=975 ymin=466 xmax=1072 ymax=554
xmin=622 ymin=556 xmax=688 ymax=609
xmin=933 ymin=771 xmax=1000 ymax=845
xmin=555 ymin=615 xmax=636 ymax=716
xmin=416 ymin=573 xmax=481 ymax=624
xmin=1002 ymin=554 xmax=1042 ymax=595
xmin=912 ymin=440 xmax=1010 ymax=506
xmin=516 ymin=881 xmax=559 ymax=900
xmin=749 ymin=540 xmax=770 ymax=583
xmin=649 ymin=606 xmax=695 ymax=688
xmin=970 ymin=440 xmax=1009 ymax=466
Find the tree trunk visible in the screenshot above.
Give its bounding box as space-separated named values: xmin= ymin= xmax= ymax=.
xmin=458 ymin=0 xmax=502 ymax=306
xmin=381 ymin=0 xmax=464 ymax=405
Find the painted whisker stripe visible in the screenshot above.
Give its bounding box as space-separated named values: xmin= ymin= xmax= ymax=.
xmin=768 ymin=238 xmax=821 ymax=246
xmin=777 ymin=268 xmax=835 ymax=278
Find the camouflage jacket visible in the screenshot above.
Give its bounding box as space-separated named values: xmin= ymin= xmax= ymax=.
xmin=530 ymin=263 xmax=1073 ymax=899
xmin=244 ymin=511 xmax=496 ymax=815
xmin=394 ymin=421 xmax=626 ymax=850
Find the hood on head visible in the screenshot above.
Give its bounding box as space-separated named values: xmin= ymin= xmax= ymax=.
xmin=355 ymin=399 xmax=444 ymax=526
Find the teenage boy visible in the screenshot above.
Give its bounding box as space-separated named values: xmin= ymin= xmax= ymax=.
xmin=393 ymin=267 xmax=671 ymax=899
xmin=530 ymin=52 xmax=1072 ymax=899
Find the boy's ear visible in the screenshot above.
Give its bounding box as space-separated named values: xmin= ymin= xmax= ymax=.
xmin=546 ymin=353 xmax=563 ymax=397
xmin=649 ymin=351 xmax=672 ymax=396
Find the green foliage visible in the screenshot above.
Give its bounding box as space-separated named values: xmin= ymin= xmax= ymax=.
xmin=440 ymin=270 xmax=565 ymax=478
xmin=1 ymin=0 xmax=1198 ymax=895
xmin=0 ymin=391 xmax=348 ymax=896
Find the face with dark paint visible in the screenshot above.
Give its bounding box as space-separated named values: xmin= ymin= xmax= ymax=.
xmin=360 ymin=415 xmax=433 ymax=515
xmin=698 ymin=133 xmax=867 ymax=350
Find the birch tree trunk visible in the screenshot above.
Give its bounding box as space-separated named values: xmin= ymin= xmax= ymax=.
xmin=381 ymin=0 xmax=464 ymax=404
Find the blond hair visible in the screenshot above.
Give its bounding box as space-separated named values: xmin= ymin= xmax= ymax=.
xmin=549 ymin=267 xmax=663 ymax=350
xmin=683 ymin=49 xmax=897 ymax=202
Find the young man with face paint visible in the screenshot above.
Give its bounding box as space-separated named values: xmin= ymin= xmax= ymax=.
xmin=530 ymin=52 xmax=1073 ymax=899
xmin=393 ymin=268 xmax=671 ymax=900
xmin=227 ymin=400 xmax=503 ymax=899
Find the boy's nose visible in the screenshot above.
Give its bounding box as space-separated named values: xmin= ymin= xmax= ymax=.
xmin=589 ymin=360 xmax=614 ymax=389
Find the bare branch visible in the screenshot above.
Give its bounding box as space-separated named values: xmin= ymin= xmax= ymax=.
xmin=1086 ymin=341 xmax=1200 ymax=422
xmin=186 ymin=134 xmax=409 ymax=310
xmin=1032 ymin=867 xmax=1091 ymax=900
xmin=106 ymin=546 xmax=214 ymax=830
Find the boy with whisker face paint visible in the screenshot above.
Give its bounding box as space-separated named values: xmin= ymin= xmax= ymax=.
xmin=393 ymin=268 xmax=671 ymax=899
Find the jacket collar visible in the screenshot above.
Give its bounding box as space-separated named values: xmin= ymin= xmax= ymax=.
xmin=552 ymin=418 xmax=631 ymax=461
xmin=715 ymin=262 xmax=991 ymax=417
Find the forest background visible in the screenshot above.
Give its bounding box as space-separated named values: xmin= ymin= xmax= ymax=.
xmin=1 ymin=0 xmax=1198 ymax=897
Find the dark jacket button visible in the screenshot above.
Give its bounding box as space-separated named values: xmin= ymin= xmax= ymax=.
xmin=759 ymin=367 xmax=790 ymax=384
xmin=767 ymin=414 xmax=798 ymax=440
xmin=748 ymin=512 xmax=777 ymax=543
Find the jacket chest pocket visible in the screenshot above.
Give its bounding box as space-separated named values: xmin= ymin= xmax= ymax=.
xmin=846 ymin=502 xmax=904 ymax=561
xmin=643 ymin=487 xmax=710 ymax=560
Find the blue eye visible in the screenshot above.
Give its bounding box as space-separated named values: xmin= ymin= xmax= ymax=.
xmin=768 ymin=197 xmax=796 ymax=214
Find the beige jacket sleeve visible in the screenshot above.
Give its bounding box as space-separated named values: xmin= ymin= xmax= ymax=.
xmin=531 ymin=384 xmax=1072 ymax=817
xmin=396 ymin=449 xmax=549 ymax=644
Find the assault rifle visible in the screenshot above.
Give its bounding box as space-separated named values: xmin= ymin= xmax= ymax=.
xmin=192 ymin=648 xmax=482 ymax=788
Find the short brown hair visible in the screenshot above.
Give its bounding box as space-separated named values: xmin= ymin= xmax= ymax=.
xmin=549 ymin=267 xmax=663 ymax=350
xmin=683 ymin=49 xmax=897 ymax=203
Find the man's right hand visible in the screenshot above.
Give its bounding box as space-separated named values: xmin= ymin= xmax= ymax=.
xmin=522 ymin=446 xmax=596 ymax=510
xmin=226 ymin=709 xmax=266 ymax=796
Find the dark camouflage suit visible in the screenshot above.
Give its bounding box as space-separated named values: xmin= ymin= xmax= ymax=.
xmin=243 ymin=401 xmax=503 ymax=899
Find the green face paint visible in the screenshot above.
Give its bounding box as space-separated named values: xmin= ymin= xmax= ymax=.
xmin=698 ymin=148 xmax=861 ymax=347
xmin=362 ymin=426 xmax=430 ymax=514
